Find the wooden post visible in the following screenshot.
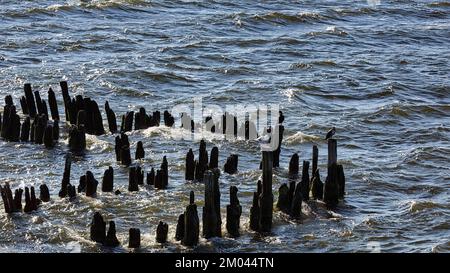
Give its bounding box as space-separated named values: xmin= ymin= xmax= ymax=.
xmin=0 ymin=183 xmax=14 ymax=213
xmin=312 ymin=145 xmax=318 ymax=177
xmin=199 ymin=140 xmax=208 ymax=173
xmin=156 ymin=221 xmax=169 ymax=244
xmin=85 ymin=171 xmax=98 ymax=197
xmin=59 ymin=154 xmax=71 ymax=198
xmin=53 ymin=120 xmax=59 ymax=140
xmin=276 ymin=184 xmax=290 ymax=214
xmin=290 ymin=183 xmax=302 ymax=219
xmin=161 ymin=156 xmax=168 ymax=188
xmin=226 ymin=186 xmax=242 ymax=237
xmin=43 ymin=124 xmax=54 ymax=148
xmin=202 ymin=170 xmax=222 ymax=239
xmin=48 ymin=88 xmax=59 ymax=121
xmin=224 ymin=154 xmax=238 ymax=174
xmin=24 ymin=83 xmax=37 ymax=118
xmin=288 ymin=153 xmax=299 ymax=179
xmin=136 ymin=165 xmax=144 ymax=185
xmin=324 ymin=139 xmax=339 ymax=208
xmin=273 ymin=125 xmax=284 ymax=168
xmin=68 ymin=125 xmax=86 ymax=154
xmin=90 ymin=212 xmax=106 ymax=243
xmin=105 ymin=101 xmax=117 ymax=134
xmin=39 ymin=184 xmax=50 ymax=202
xmin=175 ymin=214 xmax=184 ymax=241
xmin=163 ymin=110 xmax=174 ymax=127
xmin=128 ymin=167 xmax=139 ymax=192
xmin=129 ymin=228 xmax=141 ymax=248
xmin=185 ymin=149 xmax=195 ymax=180
xmin=259 ymin=151 xmax=273 ymax=232
xmin=209 ymin=146 xmax=219 ymax=169
xmin=300 ymin=161 xmax=310 ymax=201
xmin=60 ymin=81 xmax=70 ymax=123
xmin=102 ymin=167 xmax=114 ymax=192
xmin=311 ymin=169 xmax=323 ymax=200
xmin=105 ymin=221 xmax=120 ymax=247
xmin=182 ymin=191 xmax=199 ymax=247
xmin=337 ymin=164 xmax=345 ymax=199
xmin=20 ymin=117 xmax=30 ymax=142
xmin=13 ymin=188 xmax=23 ymax=212
xmin=147 ymin=168 xmax=155 ymax=185
xmin=135 ymin=141 xmax=145 ymax=160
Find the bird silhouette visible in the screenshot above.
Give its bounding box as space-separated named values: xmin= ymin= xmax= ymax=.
xmin=325 ymin=127 xmax=336 ymax=140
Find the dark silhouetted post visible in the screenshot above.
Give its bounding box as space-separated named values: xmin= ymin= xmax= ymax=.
xmin=90 ymin=212 xmax=106 ymax=243
xmin=105 ymin=221 xmax=120 ymax=247
xmin=156 ymin=221 xmax=169 ymax=244
xmin=129 ymin=228 xmax=140 ymax=248
xmin=202 ymin=170 xmax=221 ymax=239
xmin=182 ymin=191 xmax=199 ymax=247
xmin=102 ymin=167 xmax=114 ymax=192
xmin=226 ymin=186 xmax=242 ymax=237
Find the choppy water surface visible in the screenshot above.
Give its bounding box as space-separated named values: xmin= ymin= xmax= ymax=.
xmin=0 ymin=0 xmax=449 ymax=253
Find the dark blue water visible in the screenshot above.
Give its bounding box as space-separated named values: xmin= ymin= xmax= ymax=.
xmin=0 ymin=0 xmax=449 ymax=252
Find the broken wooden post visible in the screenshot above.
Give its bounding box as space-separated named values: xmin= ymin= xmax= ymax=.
xmin=59 ymin=155 xmax=71 ymax=198
xmin=136 ymin=165 xmax=144 ymax=185
xmin=259 ymin=151 xmax=273 ymax=232
xmin=273 ymin=125 xmax=284 ymax=168
xmin=24 ymin=83 xmax=37 ymax=118
xmin=13 ymin=188 xmax=23 ymax=212
xmin=0 ymin=183 xmax=14 ymax=213
xmin=249 ymin=180 xmax=262 ymax=231
xmin=24 ymin=186 xmax=37 ymax=213
xmin=43 ymin=124 xmax=55 ymax=148
xmin=175 ymin=214 xmax=184 ymax=241
xmin=324 ymin=139 xmax=339 ymax=208
xmin=117 ymin=133 xmax=131 ymax=166
xmin=105 ymin=101 xmax=117 ymax=134
xmin=311 ymin=169 xmax=323 ymax=200
xmin=185 ymin=149 xmax=195 ymax=181
xmin=60 ymin=81 xmax=71 ymax=123
xmin=156 ymin=221 xmax=169 ymax=244
xmin=289 ymin=153 xmax=299 ymax=178
xmin=67 ymin=184 xmax=76 ymax=200
xmin=163 ymin=110 xmax=174 ymax=127
xmin=121 ymin=111 xmax=134 ymax=133
xmin=68 ymin=125 xmax=86 ymax=154
xmin=182 ymin=191 xmax=199 ymax=247
xmin=337 ymin=164 xmax=345 ymax=199
xmin=135 ymin=141 xmax=145 ymax=160
xmin=90 ymin=100 xmax=105 ymax=135
xmin=48 ymin=88 xmax=59 ymax=121
xmin=202 ymin=170 xmax=221 ymax=239
xmin=209 ymin=146 xmax=219 ymax=169
xmin=312 ymin=145 xmax=318 ymax=177
xmin=90 ymin=212 xmax=106 ymax=244
xmin=129 ymin=228 xmax=141 ymax=248
xmin=39 ymin=184 xmax=50 ymax=202
xmin=102 ymin=167 xmax=114 ymax=192
xmin=147 ymin=168 xmax=155 ymax=185
xmin=194 ymin=140 xmax=208 ymax=180
xmin=85 ymin=171 xmax=98 ymax=197
xmin=277 ymin=183 xmax=290 ymax=214
xmin=224 ymin=154 xmax=238 ymax=174
xmin=20 ymin=117 xmax=30 ymax=142
xmin=290 ymin=182 xmax=303 ymax=219
xmin=105 ymin=221 xmax=120 ymax=247
xmin=128 ymin=167 xmax=139 ymax=192
xmin=300 ymin=161 xmax=310 ymax=201
xmin=226 ymin=186 xmax=242 ymax=237
xmin=53 ymin=120 xmax=59 ymax=140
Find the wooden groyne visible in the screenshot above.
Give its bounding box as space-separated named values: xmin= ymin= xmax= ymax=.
xmin=0 ymin=81 xmax=348 ymax=250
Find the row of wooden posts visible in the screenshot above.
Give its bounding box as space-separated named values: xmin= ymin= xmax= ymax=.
xmin=0 ymin=81 xmax=346 ymax=249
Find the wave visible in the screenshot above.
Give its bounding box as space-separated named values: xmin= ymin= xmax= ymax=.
xmin=285 ymin=131 xmax=322 ymax=145
xmin=407 ymin=200 xmax=446 ymax=213
xmin=252 ymin=11 xmax=325 ymax=25
xmin=427 ymin=1 xmax=450 ymax=7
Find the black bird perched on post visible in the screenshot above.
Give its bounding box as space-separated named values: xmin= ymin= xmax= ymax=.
xmin=325 ymin=127 xmax=336 ymax=140
xmin=278 ymin=111 xmax=285 ymax=124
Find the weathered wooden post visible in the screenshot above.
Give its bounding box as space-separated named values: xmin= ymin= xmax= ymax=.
xmin=312 ymin=145 xmax=318 ymax=177
xmin=156 ymin=221 xmax=169 ymax=244
xmin=224 ymin=154 xmax=238 ymax=174
xmin=290 ymin=182 xmax=303 ymax=219
xmin=311 ymin=169 xmax=323 ymax=200
xmin=249 ymin=180 xmax=262 ymax=231
xmin=337 ymin=164 xmax=345 ymax=199
xmin=226 ymin=186 xmax=242 ymax=237
xmin=182 ymin=191 xmax=199 ymax=247
xmin=105 ymin=101 xmax=117 ymax=134
xmin=289 ymin=153 xmax=299 ymax=178
xmin=59 ymin=155 xmax=71 ymax=198
xmin=273 ymin=125 xmax=284 ymax=168
xmin=135 ymin=141 xmax=145 ymax=160
xmin=85 ymin=171 xmax=98 ymax=197
xmin=175 ymin=214 xmax=185 ymax=241
xmin=128 ymin=167 xmax=139 ymax=192
xmin=163 ymin=110 xmax=174 ymax=127
xmin=185 ymin=149 xmax=195 ymax=180
xmin=13 ymin=188 xmax=23 ymax=212
xmin=43 ymin=124 xmax=55 ymax=148
xmin=324 ymin=139 xmax=339 ymax=208
xmin=129 ymin=228 xmax=141 ymax=248
xmin=202 ymin=170 xmax=222 ymax=239
xmin=90 ymin=212 xmax=106 ymax=243
xmin=102 ymin=167 xmax=114 ymax=192
xmin=39 ymin=184 xmax=50 ymax=202
xmin=68 ymin=125 xmax=86 ymax=154
xmin=20 ymin=117 xmax=30 ymax=142
xmin=105 ymin=221 xmax=120 ymax=247
xmin=147 ymin=168 xmax=155 ymax=185
xmin=277 ymin=183 xmax=290 ymax=214
xmin=48 ymin=88 xmax=59 ymax=121
xmin=259 ymin=151 xmax=273 ymax=232
xmin=209 ymin=146 xmax=219 ymax=169
xmin=300 ymin=161 xmax=310 ymax=201
xmin=0 ymin=183 xmax=14 ymax=213
xmin=24 ymin=83 xmax=37 ymax=118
